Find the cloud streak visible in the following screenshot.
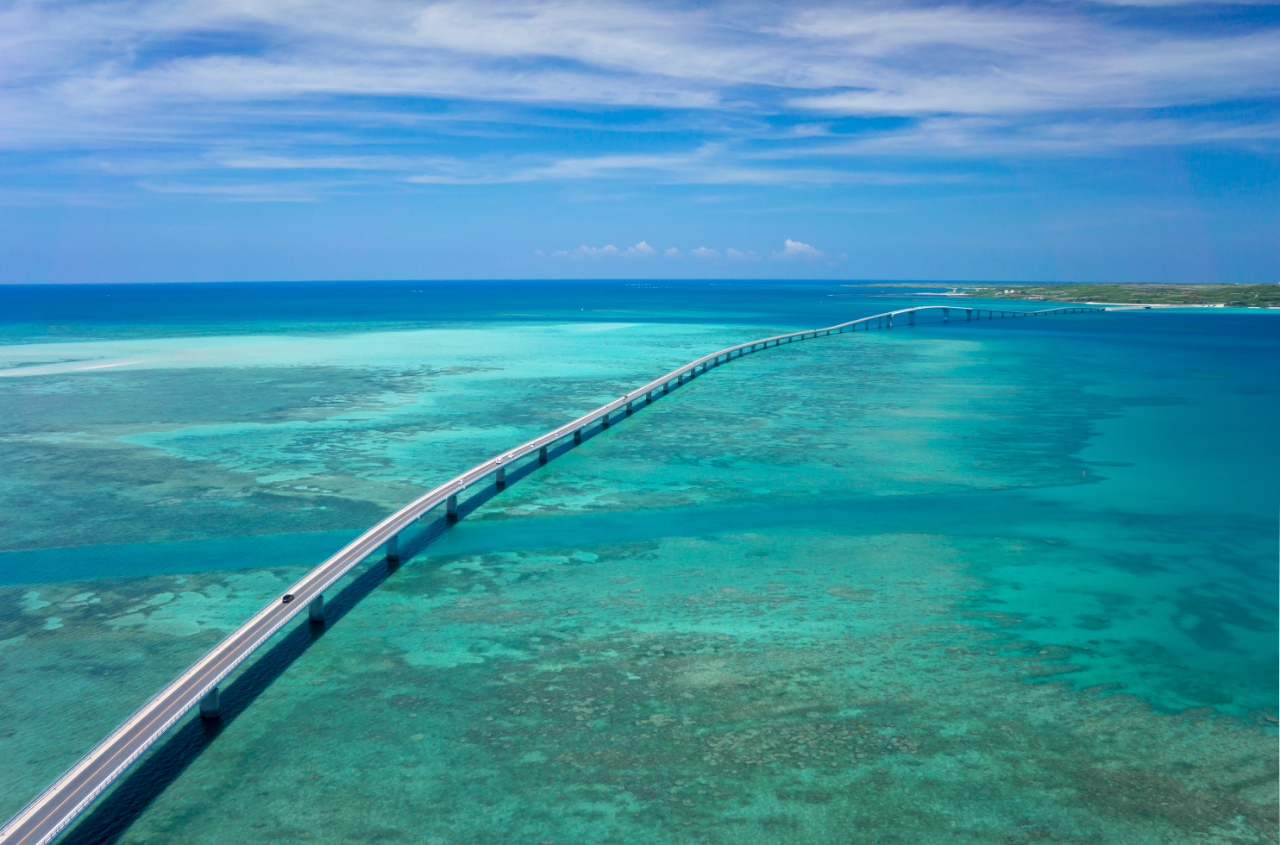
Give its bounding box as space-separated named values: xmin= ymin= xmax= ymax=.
xmin=539 ymin=240 xmax=825 ymax=261
xmin=0 ymin=0 xmax=1275 ymax=201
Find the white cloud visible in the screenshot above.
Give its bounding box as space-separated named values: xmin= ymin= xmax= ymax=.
xmin=725 ymin=248 xmax=759 ymax=260
xmin=664 ymin=247 xmax=682 ymax=258
xmin=136 ymin=180 xmax=319 ymax=202
xmin=773 ymin=239 xmax=824 ymax=260
xmin=574 ymin=244 xmax=619 ymax=257
xmin=691 ymin=247 xmax=720 ymax=259
xmin=538 ymin=240 xmax=665 ymax=258
xmin=0 ymin=0 xmax=1274 ymax=200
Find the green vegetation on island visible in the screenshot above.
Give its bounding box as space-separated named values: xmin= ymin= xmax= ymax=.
xmin=959 ymin=283 xmax=1280 ymax=308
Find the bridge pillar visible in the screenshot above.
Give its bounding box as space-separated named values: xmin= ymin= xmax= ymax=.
xmin=496 ymin=467 xmax=505 ymax=488
xmin=539 ymin=446 xmax=548 ymax=464
xmin=447 ymin=494 xmax=458 ymax=522
xmin=663 ymin=382 xmax=669 ymax=394
xmin=602 ymin=413 xmax=610 ymax=429
xmin=646 ymin=391 xmax=652 ymax=402
xmin=909 ymin=311 xmax=915 ymax=325
xmin=200 ymin=687 xmax=220 ymax=720
xmin=386 ymin=534 xmax=399 ymax=562
xmin=887 ymin=314 xmax=893 ymax=328
xmin=574 ymin=429 xmax=582 ymax=444
xmin=626 ymin=401 xmax=633 ymax=415
xmin=943 ymin=308 xmax=949 ymax=322
xmin=309 ymin=594 xmax=324 ymax=623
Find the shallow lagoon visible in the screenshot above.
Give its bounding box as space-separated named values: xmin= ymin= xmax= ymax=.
xmin=0 ymin=283 xmax=1275 ymax=843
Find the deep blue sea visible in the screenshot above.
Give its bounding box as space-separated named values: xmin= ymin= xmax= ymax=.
xmin=0 ymin=281 xmax=1276 ymax=844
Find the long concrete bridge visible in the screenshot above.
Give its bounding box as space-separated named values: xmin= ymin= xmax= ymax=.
xmin=0 ymin=303 xmax=1105 ymax=845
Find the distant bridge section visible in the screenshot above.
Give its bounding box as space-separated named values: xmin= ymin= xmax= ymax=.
xmin=0 ymin=303 xmax=1104 ymax=845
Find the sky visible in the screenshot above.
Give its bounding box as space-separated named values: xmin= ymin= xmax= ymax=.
xmin=0 ymin=0 xmax=1277 ymax=284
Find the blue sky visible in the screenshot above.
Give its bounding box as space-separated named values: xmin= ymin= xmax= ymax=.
xmin=0 ymin=0 xmax=1277 ymax=283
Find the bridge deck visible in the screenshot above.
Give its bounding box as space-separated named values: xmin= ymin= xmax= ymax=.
xmin=0 ymin=303 xmax=1104 ymax=845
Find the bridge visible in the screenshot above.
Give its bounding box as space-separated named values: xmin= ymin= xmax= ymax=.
xmin=0 ymin=303 xmax=1105 ymax=845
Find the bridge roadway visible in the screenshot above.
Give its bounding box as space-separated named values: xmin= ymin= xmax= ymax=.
xmin=0 ymin=303 xmax=1104 ymax=845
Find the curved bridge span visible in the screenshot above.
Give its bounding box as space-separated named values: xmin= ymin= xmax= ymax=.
xmin=0 ymin=303 xmax=1104 ymax=845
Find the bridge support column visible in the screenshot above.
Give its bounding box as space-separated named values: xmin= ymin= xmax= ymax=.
xmin=626 ymin=401 xmax=633 ymax=415
xmin=447 ymin=494 xmax=458 ymax=522
xmin=909 ymin=311 xmax=915 ymax=325
xmin=200 ymin=687 xmax=220 ymax=720
xmin=496 ymin=467 xmax=505 ymax=488
xmin=663 ymin=382 xmax=669 ymax=394
xmin=309 ymin=594 xmax=324 ymax=623
xmin=539 ymin=446 xmax=548 ymax=464
xmin=887 ymin=314 xmax=893 ymax=328
xmin=602 ymin=413 xmax=610 ymax=429
xmin=943 ymin=308 xmax=949 ymax=322
xmin=646 ymin=391 xmax=652 ymax=402
xmin=386 ymin=534 xmax=399 ymax=562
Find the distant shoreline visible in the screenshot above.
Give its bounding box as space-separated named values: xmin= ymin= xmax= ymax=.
xmin=866 ymin=282 xmax=1279 ymax=309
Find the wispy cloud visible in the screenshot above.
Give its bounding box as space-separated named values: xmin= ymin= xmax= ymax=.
xmin=0 ymin=0 xmax=1275 ymax=203
xmin=137 ymin=180 xmax=322 ymax=202
xmin=773 ymin=239 xmax=825 ymax=260
xmin=536 ymin=240 xmax=814 ymax=260
xmin=538 ymin=241 xmax=661 ymax=258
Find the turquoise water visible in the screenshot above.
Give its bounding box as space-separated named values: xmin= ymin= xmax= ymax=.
xmin=0 ymin=283 xmax=1275 ymax=843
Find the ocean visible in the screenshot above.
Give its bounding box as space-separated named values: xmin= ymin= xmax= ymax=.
xmin=0 ymin=281 xmax=1275 ymax=844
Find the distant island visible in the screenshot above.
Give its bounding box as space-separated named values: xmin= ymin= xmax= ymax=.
xmin=953 ymin=283 xmax=1279 ymax=308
